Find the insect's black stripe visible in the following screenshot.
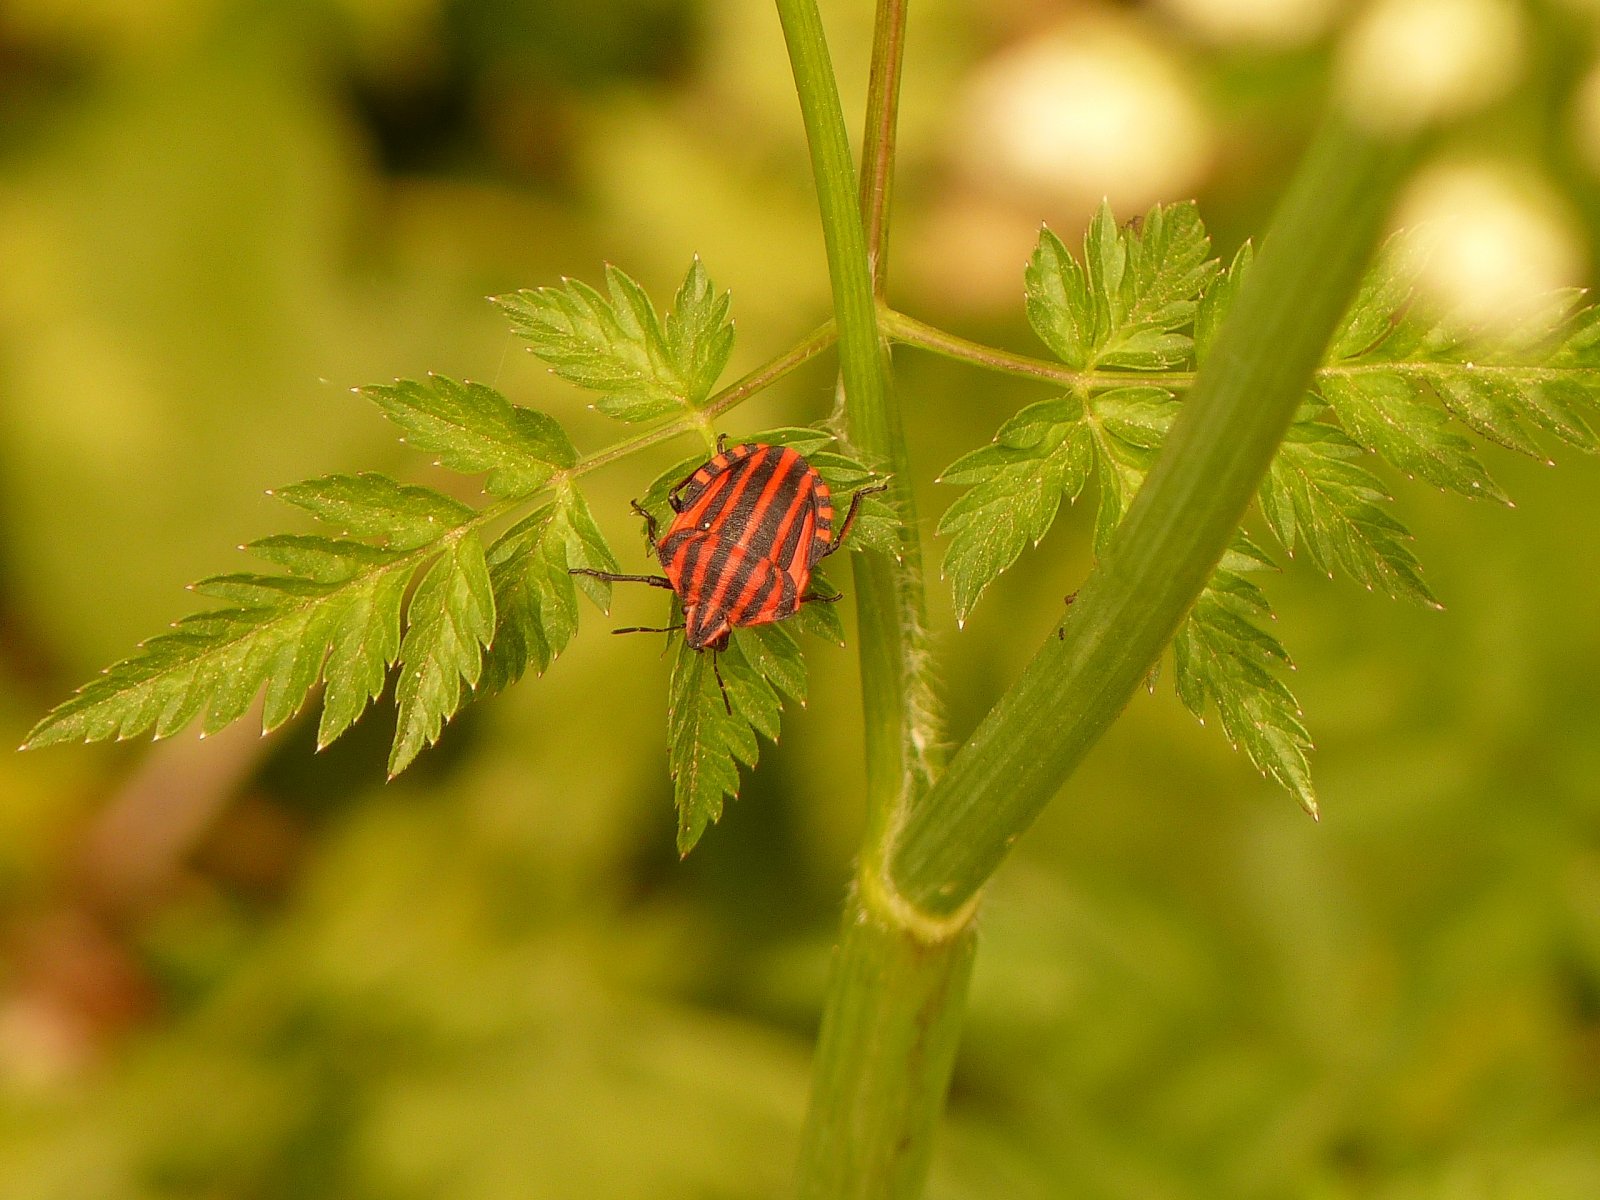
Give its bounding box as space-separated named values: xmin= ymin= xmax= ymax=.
xmin=672 ymin=533 xmax=709 ymax=598
xmin=730 ymin=560 xmax=780 ymax=625
xmin=770 ymin=472 xmax=817 ymax=576
xmin=684 ymin=466 xmax=740 ymax=531
xmin=690 ymin=444 xmax=773 ymax=536
xmin=706 ymin=543 xmax=760 ymax=621
xmin=736 ymin=449 xmax=806 ymax=562
xmin=722 ymin=445 xmax=784 ymax=533
xmin=675 ymin=443 xmax=753 ymax=513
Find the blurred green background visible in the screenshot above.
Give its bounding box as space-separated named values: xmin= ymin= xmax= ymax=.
xmin=2 ymin=0 xmax=1599 ymax=1196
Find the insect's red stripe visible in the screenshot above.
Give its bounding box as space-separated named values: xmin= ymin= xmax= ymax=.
xmin=739 ymin=563 xmax=784 ymax=624
xmin=726 ymin=555 xmax=773 ymax=624
xmin=682 ymin=466 xmax=738 ymax=531
xmin=766 ymin=470 xmax=816 ymax=574
xmin=807 ymin=479 xmax=838 ymax=566
xmin=737 ymin=449 xmax=805 ymax=562
xmin=676 ymin=443 xmax=751 ymax=513
xmin=674 ymin=534 xmax=710 ymax=600
xmin=687 ymin=451 xmax=770 ymax=609
xmin=685 ymin=445 xmax=769 ymax=537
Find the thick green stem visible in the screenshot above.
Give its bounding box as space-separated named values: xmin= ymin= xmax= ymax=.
xmin=890 ymin=116 xmax=1416 ymax=915
xmin=795 ymin=898 xmax=976 ymax=1199
xmin=778 ymin=1 xmax=964 ymax=1196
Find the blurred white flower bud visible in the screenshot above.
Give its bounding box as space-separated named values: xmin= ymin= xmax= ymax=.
xmin=1337 ymin=0 xmax=1523 ymax=134
xmin=1155 ymin=0 xmax=1340 ymax=49
xmin=948 ymin=19 xmax=1213 ymax=216
xmin=1392 ymin=162 xmax=1585 ymax=339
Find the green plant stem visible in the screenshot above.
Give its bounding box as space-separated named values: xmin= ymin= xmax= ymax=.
xmin=774 ymin=0 xmax=934 ymax=835
xmin=859 ymin=0 xmax=909 ymax=296
xmin=880 ymin=307 xmax=1195 ymax=390
xmin=889 ymin=115 xmax=1416 ymax=916
xmin=566 ymin=320 xmax=837 ymax=479
xmin=777 ymin=1 xmax=967 ymax=1197
xmin=795 ymin=898 xmax=976 ymax=1197
xmin=885 ymin=307 xmax=1598 ymax=393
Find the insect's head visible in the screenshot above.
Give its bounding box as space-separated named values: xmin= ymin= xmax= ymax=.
xmin=684 ymin=603 xmax=732 ymax=651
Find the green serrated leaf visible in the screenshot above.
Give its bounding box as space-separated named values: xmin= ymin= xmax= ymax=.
xmin=478 ymin=484 xmax=619 ymax=697
xmin=664 ymin=257 xmax=737 ymax=406
xmin=247 ymin=535 xmax=400 ymax=583
xmin=1027 ymin=200 xmax=1217 ymax=373
xmin=190 ymin=574 xmax=333 ymax=606
xmin=1328 ymin=235 xmax=1415 ymax=361
xmin=1318 ymin=373 xmax=1508 ymax=503
xmin=1097 ymin=201 xmax=1218 ymax=370
xmin=750 ymin=426 xmax=839 ymax=457
xmin=1091 ymin=386 xmax=1179 ymax=452
xmin=317 ymin=569 xmax=409 ymax=749
xmin=668 ymin=633 xmax=770 ymax=855
xmin=361 ymin=375 xmax=576 ymax=497
xmin=1427 ymin=369 xmax=1545 ymax=459
xmin=388 ymin=532 xmax=497 ymax=776
xmin=561 ymin=484 xmax=622 ymax=611
xmin=1025 ymin=228 xmax=1094 ymax=369
xmin=1195 ymin=241 xmax=1252 ymax=365
xmin=741 ymin=623 xmax=807 ymax=704
xmin=788 ymin=588 xmax=847 ymax=645
xmin=937 ymin=402 xmax=1093 ymax=624
xmin=494 ymin=259 xmax=734 ymax=422
xmin=275 ymin=473 xmax=477 ymax=549
xmin=1262 ymin=420 xmax=1439 ymax=606
xmin=1172 ymin=565 xmax=1316 ymax=816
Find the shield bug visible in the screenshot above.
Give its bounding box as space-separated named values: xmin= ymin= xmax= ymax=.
xmin=573 ymin=440 xmax=886 ymax=708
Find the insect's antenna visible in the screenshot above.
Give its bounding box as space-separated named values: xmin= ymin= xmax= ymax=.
xmin=712 ymin=650 xmax=732 ymax=716
xmin=612 ymin=624 xmax=684 ymax=636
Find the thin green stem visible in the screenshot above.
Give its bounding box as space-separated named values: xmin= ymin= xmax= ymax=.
xmin=565 ymin=321 xmax=837 ymax=480
xmin=859 ymin=0 xmax=909 ymax=296
xmin=773 ymin=0 xmax=935 ymax=843
xmin=886 ymin=306 xmax=1596 ymax=393
xmin=888 ymin=115 xmax=1417 ymax=916
xmin=880 ymin=308 xmax=1196 ymax=390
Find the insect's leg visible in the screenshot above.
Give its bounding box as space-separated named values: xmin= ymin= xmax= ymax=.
xmin=666 ymin=462 xmax=702 ymax=513
xmin=711 ymin=649 xmax=732 ymax=716
xmin=629 ymin=499 xmax=660 ymax=547
xmin=612 ymin=623 xmax=685 ymax=636
xmin=568 ymin=568 xmax=673 ymax=589
xmin=716 ymin=431 xmax=728 ymax=453
xmin=800 ymin=587 xmax=843 ymax=604
xmin=817 ymin=481 xmax=890 ymax=560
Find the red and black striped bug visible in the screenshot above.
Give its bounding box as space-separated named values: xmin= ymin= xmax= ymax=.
xmin=573 ymin=440 xmax=885 ymax=709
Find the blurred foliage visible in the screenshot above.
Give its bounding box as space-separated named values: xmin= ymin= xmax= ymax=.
xmin=1 ymin=0 xmax=1598 ymax=1196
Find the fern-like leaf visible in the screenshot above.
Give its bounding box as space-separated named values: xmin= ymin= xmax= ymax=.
xmin=1173 ymin=542 xmax=1316 ymax=816
xmin=360 ymin=375 xmax=577 ymax=498
xmin=494 ymin=258 xmax=734 ymax=423
xmin=1260 ymin=418 xmax=1438 ymax=606
xmin=27 ymin=393 xmax=615 ymax=773
xmin=669 ymin=623 xmax=808 ymax=856
xmin=388 ymin=532 xmax=497 ymax=776
xmin=479 ymin=484 xmax=620 ymax=697
xmin=1026 ymin=199 xmax=1217 ymax=372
